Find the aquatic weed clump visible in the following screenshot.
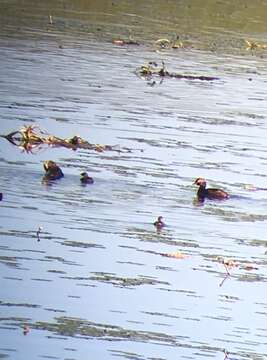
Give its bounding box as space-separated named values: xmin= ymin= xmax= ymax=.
xmin=1 ymin=125 xmax=132 ymax=154
xmin=136 ymin=61 xmax=219 ymax=85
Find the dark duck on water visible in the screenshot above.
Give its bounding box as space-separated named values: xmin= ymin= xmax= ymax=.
xmin=194 ymin=177 xmax=229 ymax=201
xmin=80 ymin=172 xmax=94 ymax=184
xmin=154 ymin=216 xmax=165 ymax=229
xmin=43 ymin=160 xmax=64 ymax=181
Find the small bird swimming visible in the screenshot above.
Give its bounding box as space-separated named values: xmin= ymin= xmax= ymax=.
xmin=23 ymin=324 xmax=30 ymax=336
xmin=80 ymin=172 xmax=94 ymax=184
xmin=43 ymin=160 xmax=64 ymax=181
xmin=194 ymin=177 xmax=229 ymax=201
xmin=154 ymin=216 xmax=165 ymax=229
xmin=0 ymin=193 xmax=2 ymax=201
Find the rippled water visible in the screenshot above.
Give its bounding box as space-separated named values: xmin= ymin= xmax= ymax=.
xmin=1 ymin=2 xmax=267 ymax=360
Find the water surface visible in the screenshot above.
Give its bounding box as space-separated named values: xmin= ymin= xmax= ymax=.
xmin=0 ymin=1 xmax=267 ymax=360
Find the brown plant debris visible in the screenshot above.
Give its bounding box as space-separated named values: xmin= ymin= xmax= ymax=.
xmin=136 ymin=61 xmax=219 ymax=81
xmin=245 ymin=39 xmax=267 ymax=50
xmin=1 ymin=125 xmax=132 ymax=154
xmin=161 ymin=251 xmax=189 ymax=259
xmin=154 ymin=36 xmax=191 ymax=51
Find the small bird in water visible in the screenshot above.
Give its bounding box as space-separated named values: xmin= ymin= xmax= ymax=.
xmin=154 ymin=216 xmax=165 ymax=229
xmin=80 ymin=172 xmax=94 ymax=184
xmin=0 ymin=193 xmax=2 ymax=201
xmin=23 ymin=324 xmax=30 ymax=336
xmin=194 ymin=177 xmax=229 ymax=201
xmin=43 ymin=160 xmax=64 ymax=181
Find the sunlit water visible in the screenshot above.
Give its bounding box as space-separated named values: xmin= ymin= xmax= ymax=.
xmin=1 ymin=3 xmax=267 ymax=360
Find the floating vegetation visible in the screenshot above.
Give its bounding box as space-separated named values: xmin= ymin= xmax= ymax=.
xmin=215 ymin=256 xmax=259 ymax=287
xmin=136 ymin=61 xmax=219 ymax=84
xmin=161 ymin=251 xmax=189 ymax=260
xmin=216 ymin=256 xmax=258 ymax=273
xmin=22 ymin=315 xmax=229 ymax=357
xmin=244 ymin=184 xmax=258 ymax=191
xmin=112 ymin=30 xmax=140 ymax=46
xmin=89 ymin=272 xmax=169 ymax=288
xmin=244 ymin=184 xmax=267 ymax=191
xmin=112 ymin=38 xmax=140 ymax=46
xmin=154 ymin=35 xmax=191 ymax=51
xmin=1 ymin=125 xmax=132 ymax=154
xmin=245 ymin=39 xmax=267 ymax=50
xmin=0 ymin=301 xmax=40 ymax=308
xmin=33 ymin=315 xmax=178 ymax=343
xmin=0 ymin=255 xmax=19 ymax=269
xmin=59 ymin=240 xmax=105 ymax=249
